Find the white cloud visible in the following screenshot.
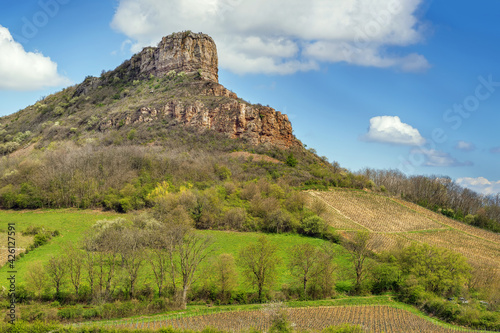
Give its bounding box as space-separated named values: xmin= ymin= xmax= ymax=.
xmin=111 ymin=0 xmax=429 ymax=75
xmin=410 ymin=148 xmax=473 ymax=167
xmin=0 ymin=25 xmax=70 ymax=91
xmin=361 ymin=116 xmax=426 ymax=146
xmin=455 ymin=140 xmax=476 ymax=152
xmin=457 ymin=177 xmax=500 ymax=196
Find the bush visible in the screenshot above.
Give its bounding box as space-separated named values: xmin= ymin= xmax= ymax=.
xmin=299 ymin=215 xmax=327 ymax=237
xmin=57 ymin=307 xmax=83 ymax=320
xmin=286 ymin=153 xmax=298 ymax=167
xmin=33 ymin=233 xmax=49 ymax=247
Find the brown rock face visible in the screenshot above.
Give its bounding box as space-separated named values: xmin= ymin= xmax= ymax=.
xmin=97 ymin=31 xmax=301 ymax=149
xmin=101 ymin=85 xmax=300 ymax=149
xmin=131 ymin=31 xmax=218 ymax=82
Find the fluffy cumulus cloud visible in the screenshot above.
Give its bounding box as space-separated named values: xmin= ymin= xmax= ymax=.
xmin=455 ymin=140 xmax=476 ymax=152
xmin=410 ymin=148 xmax=473 ymax=167
xmin=111 ymin=0 xmax=429 ymax=75
xmin=0 ymin=25 xmax=69 ymax=90
xmin=361 ymin=116 xmax=426 ymax=146
xmin=456 ymin=177 xmax=500 ymax=196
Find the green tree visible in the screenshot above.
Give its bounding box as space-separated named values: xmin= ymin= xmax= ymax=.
xmin=399 ymin=243 xmax=470 ymax=296
xmin=286 ymin=153 xmax=298 ymax=167
xmin=238 ymin=235 xmax=281 ymax=302
xmin=25 ymin=261 xmax=47 ymax=299
xmin=212 ymin=253 xmax=238 ymax=300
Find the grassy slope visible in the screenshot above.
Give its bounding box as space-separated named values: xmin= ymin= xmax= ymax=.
xmin=0 ymin=210 xmax=353 ymax=292
xmin=0 ymin=209 xmax=121 ymax=286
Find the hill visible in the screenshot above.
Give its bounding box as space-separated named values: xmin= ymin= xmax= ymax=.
xmin=0 ymin=31 xmax=298 ymax=151
xmin=307 ymin=188 xmax=500 ymax=273
xmin=0 ymin=31 xmax=370 ymax=212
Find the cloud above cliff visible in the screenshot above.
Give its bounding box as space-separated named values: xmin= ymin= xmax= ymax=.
xmin=111 ymin=0 xmax=429 ymax=75
xmin=361 ymin=116 xmax=426 ymax=146
xmin=0 ymin=25 xmax=69 ymax=91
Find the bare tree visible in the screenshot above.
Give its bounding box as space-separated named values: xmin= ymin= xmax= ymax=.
xmin=46 ymin=255 xmax=67 ymax=297
xmin=146 ymin=226 xmax=171 ymax=297
xmin=120 ymin=228 xmax=145 ymax=298
xmin=63 ymin=244 xmax=84 ymax=296
xmin=177 ymin=231 xmax=215 ymax=308
xmin=311 ymin=243 xmax=337 ymax=298
xmin=288 ymin=243 xmax=319 ymax=297
xmin=82 ymin=222 xmax=123 ymax=300
xmin=81 ymin=231 xmax=97 ymax=297
xmin=344 ymin=231 xmax=372 ymax=294
xmin=238 ymin=235 xmax=281 ymax=302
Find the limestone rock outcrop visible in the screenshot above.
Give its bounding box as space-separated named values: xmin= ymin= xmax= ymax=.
xmin=130 ymin=31 xmax=218 ymax=82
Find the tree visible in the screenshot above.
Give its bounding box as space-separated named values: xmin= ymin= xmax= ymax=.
xmin=64 ymin=244 xmax=84 ymax=297
xmin=212 ymin=253 xmax=238 ymax=300
xmin=288 ymin=244 xmax=319 ymax=297
xmin=46 ymin=256 xmax=67 ymax=297
xmin=177 ymin=230 xmax=215 ymax=308
xmin=146 ymin=225 xmax=171 ymax=297
xmin=311 ymin=243 xmax=337 ymax=298
xmin=119 ymin=227 xmax=146 ymax=298
xmin=238 ymin=235 xmax=281 ymax=302
xmin=26 ymin=261 xmax=47 ymax=299
xmin=343 ymin=231 xmax=372 ymax=294
xmin=82 ymin=221 xmax=123 ymax=300
xmin=399 ymin=243 xmax=470 ymax=296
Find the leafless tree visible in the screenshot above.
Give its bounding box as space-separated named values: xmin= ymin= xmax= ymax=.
xmin=64 ymin=244 xmax=84 ymax=296
xmin=177 ymin=230 xmax=215 ymax=308
xmin=46 ymin=255 xmax=67 ymax=297
xmin=238 ymin=235 xmax=281 ymax=302
xmin=288 ymin=243 xmax=319 ymax=297
xmin=344 ymin=231 xmax=372 ymax=294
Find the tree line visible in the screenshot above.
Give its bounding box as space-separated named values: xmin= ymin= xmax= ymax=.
xmin=359 ymin=168 xmax=500 ymax=232
xmin=23 ymin=215 xmax=338 ymax=308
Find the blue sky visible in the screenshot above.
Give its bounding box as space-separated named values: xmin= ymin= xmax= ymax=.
xmin=0 ymin=0 xmax=499 ymax=195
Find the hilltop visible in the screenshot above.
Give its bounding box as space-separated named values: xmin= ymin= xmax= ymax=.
xmin=0 ymin=31 xmax=299 ymax=152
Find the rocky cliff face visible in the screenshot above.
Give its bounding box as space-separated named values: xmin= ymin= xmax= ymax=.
xmin=130 ymin=31 xmax=219 ymax=82
xmin=98 ymin=31 xmax=300 ymax=149
xmin=100 ymin=81 xmax=299 ymax=148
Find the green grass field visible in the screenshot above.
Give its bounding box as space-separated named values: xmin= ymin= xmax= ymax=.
xmin=0 ymin=209 xmax=121 ymax=287
xmin=0 ymin=209 xmax=355 ymax=293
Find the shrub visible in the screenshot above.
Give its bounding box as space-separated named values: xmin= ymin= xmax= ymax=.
xmin=299 ymin=215 xmax=327 ymax=237
xmin=57 ymin=307 xmax=83 ymax=320
xmin=286 ymin=153 xmax=298 ymax=167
